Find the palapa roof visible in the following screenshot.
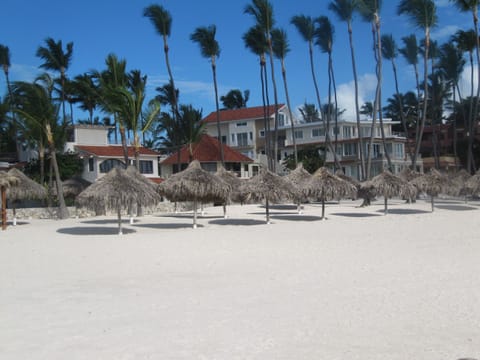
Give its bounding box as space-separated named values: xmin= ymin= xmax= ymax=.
xmin=161 ymin=134 xmax=253 ymax=165
xmin=0 ymin=170 xmax=19 ymax=188
xmin=61 ymin=176 xmax=91 ymax=197
xmin=241 ymin=166 xmax=297 ymax=203
xmin=465 ymin=170 xmax=480 ymax=195
xmin=158 ymin=160 xmax=231 ymax=202
xmin=76 ymin=166 xmax=161 ymax=212
xmin=6 ymin=168 xmax=46 ymax=200
xmin=399 ymin=167 xmax=422 ymax=182
xmin=410 ymin=168 xmax=449 ymax=196
xmin=202 ymin=104 xmax=285 ymax=124
xmin=370 ymin=170 xmax=414 ymax=198
xmin=285 ymin=163 xmax=312 ymax=201
xmin=307 ymin=167 xmax=357 ymax=201
xmin=447 ymin=169 xmax=471 ymax=196
xmin=215 ymin=165 xmax=245 ymax=203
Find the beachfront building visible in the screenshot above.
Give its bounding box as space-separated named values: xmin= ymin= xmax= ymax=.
xmin=201 ymin=104 xmax=293 ymax=171
xmin=283 ymin=117 xmax=419 ymax=179
xmin=64 ymin=125 xmax=162 ymax=183
xmin=159 ymin=134 xmax=254 ymax=178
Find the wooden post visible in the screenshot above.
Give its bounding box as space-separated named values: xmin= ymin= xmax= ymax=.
xmin=2 ymin=187 xmax=7 ymax=230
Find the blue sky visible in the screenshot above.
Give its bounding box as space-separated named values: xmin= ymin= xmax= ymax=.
xmin=0 ymin=0 xmax=474 ymax=121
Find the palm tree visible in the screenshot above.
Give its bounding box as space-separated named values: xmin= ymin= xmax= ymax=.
xmin=244 ymin=0 xmax=281 ymax=172
xmin=315 ymin=16 xmax=342 ymax=170
xmin=382 ymin=34 xmax=412 ymax=160
xmin=143 ymin=5 xmax=179 ymax=120
xmin=220 ymin=89 xmax=250 ymax=109
xmin=450 ymin=0 xmax=480 ymax=172
xmin=243 ymin=25 xmax=271 ymax=168
xmin=438 ymin=42 xmax=466 ymax=167
xmin=291 ymin=15 xmax=337 ymax=167
xmin=155 ymin=81 xmax=179 ymax=116
xmin=11 ymin=77 xmax=69 ymax=219
xmin=69 ymin=73 xmax=99 ymax=124
xmin=328 ymin=0 xmax=365 ymax=179
xmin=298 ymin=102 xmax=321 ymax=123
xmin=190 ymin=24 xmax=224 ymax=164
xmin=271 ymin=28 xmax=298 ymax=166
xmin=397 ymin=0 xmax=438 ymax=171
xmin=35 ymin=37 xmax=73 ymax=125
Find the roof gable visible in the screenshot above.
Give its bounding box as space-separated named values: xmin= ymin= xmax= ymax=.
xmin=161 ymin=134 xmax=253 ymax=165
xmin=202 ymin=104 xmax=286 ymax=124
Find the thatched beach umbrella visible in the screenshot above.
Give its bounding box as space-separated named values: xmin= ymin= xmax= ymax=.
xmin=158 ymin=160 xmax=231 ymax=228
xmin=6 ymin=168 xmax=47 ymax=225
xmin=76 ymin=166 xmax=161 ymax=235
xmin=0 ymin=170 xmax=20 ymax=230
xmin=465 ymin=170 xmax=480 ymax=197
xmin=285 ymin=163 xmax=312 ymax=214
xmin=215 ymin=165 xmax=244 ymax=218
xmin=306 ymin=167 xmax=357 ymax=219
xmin=410 ymin=168 xmax=449 ymax=212
xmin=61 ymin=176 xmax=91 ymax=198
xmin=448 ymin=169 xmax=471 ymax=199
xmin=370 ymin=170 xmax=413 ymax=215
xmin=240 ymin=166 xmax=297 ymax=224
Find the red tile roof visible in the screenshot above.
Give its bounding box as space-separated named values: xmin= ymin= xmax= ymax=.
xmin=161 ymin=134 xmax=253 ymax=165
xmin=75 ymin=145 xmax=160 ymax=157
xmin=202 ymin=104 xmax=285 ymax=124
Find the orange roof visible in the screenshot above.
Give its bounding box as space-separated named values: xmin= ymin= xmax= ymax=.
xmin=161 ymin=134 xmax=253 ymax=165
xmin=148 ymin=177 xmax=164 ymax=184
xmin=75 ymin=145 xmax=160 ymax=157
xmin=202 ymin=104 xmax=285 ymax=124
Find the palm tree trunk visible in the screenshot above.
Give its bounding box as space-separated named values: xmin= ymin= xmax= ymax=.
xmin=267 ymin=39 xmax=280 ymax=173
xmin=260 ymin=62 xmax=270 ymax=168
xmin=1 ymin=186 xmax=6 ymax=230
xmin=49 ymin=147 xmax=69 ymax=219
xmin=265 ymin=198 xmax=270 ymax=224
xmin=211 ymin=61 xmax=225 ymax=165
xmin=118 ymin=125 xmax=129 ymax=167
xmin=281 ymin=59 xmax=298 ymax=167
xmin=347 ymin=20 xmax=365 ymax=180
xmin=384 ymin=196 xmax=388 ymax=215
xmin=472 ymin=9 xmax=480 ymax=173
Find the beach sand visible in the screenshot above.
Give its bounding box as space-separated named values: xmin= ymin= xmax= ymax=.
xmin=1 ymin=198 xmax=479 ymax=359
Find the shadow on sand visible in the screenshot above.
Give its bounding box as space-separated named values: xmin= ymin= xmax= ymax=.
xmin=375 ymin=208 xmax=430 ymax=215
xmin=435 ymin=205 xmax=477 ymax=211
xmin=209 ymin=218 xmax=266 ymax=226
xmin=330 ymin=212 xmax=382 ymax=218
xmin=270 ymin=214 xmax=324 ymax=222
xmin=81 ymin=219 xmax=139 ymax=225
xmin=57 ymin=227 xmax=136 ymax=235
xmin=133 ymin=223 xmax=203 ymax=229
xmin=155 ymin=213 xmax=223 ymax=220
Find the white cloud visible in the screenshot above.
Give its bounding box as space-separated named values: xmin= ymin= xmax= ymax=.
xmin=434 ymin=0 xmax=451 ymax=7
xmin=10 ymin=63 xmax=39 ymax=82
xmin=431 ymin=25 xmax=460 ymax=41
xmin=336 ymin=73 xmax=377 ymax=120
xmin=458 ymin=64 xmax=479 ymax=99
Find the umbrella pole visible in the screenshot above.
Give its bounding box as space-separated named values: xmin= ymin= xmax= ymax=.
xmin=431 ymin=195 xmax=434 ymax=212
xmin=193 ymin=199 xmax=198 ymax=229
xmin=321 ymin=199 xmax=325 ymax=220
xmin=1 ymin=187 xmax=6 ymax=230
xmin=13 ymin=206 xmax=16 ymax=226
xmin=223 ymin=203 xmax=227 ymax=219
xmin=266 ymin=198 xmax=270 ymax=224
xmin=117 ymin=207 xmax=123 ymax=235
xmin=297 ymin=202 xmax=302 ymax=215
xmin=384 ymin=196 xmax=388 ymax=215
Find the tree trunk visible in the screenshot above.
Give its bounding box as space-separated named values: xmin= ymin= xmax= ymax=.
xmin=50 ymin=148 xmax=69 ymax=219
xmin=119 ymin=125 xmax=129 ymax=168
xmin=1 ymin=186 xmax=6 ymax=230
xmin=267 ymin=37 xmax=280 ymax=173
xmin=281 ymin=59 xmax=298 ymax=167
xmin=211 ymin=60 xmax=225 ymax=165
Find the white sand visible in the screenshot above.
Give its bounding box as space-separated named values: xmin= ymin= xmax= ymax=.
xmin=1 ymin=198 xmax=479 ymax=360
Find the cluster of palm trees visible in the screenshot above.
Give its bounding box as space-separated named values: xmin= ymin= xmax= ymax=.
xmin=1 ymin=0 xmax=480 ymax=209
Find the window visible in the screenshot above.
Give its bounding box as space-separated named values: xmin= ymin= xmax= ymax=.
xmin=294 ymin=130 xmax=303 ymax=139
xmin=221 ymin=136 xmax=227 ymax=144
xmin=343 ymin=143 xmax=357 ymax=156
xmin=237 ymin=132 xmax=248 ymax=146
xmin=312 ymin=128 xmax=325 ymax=137
xmin=139 ymin=160 xmax=153 ymax=174
xmin=249 ymin=132 xmax=253 ymax=140
xmin=236 ymin=121 xmax=247 ymax=127
xmin=259 ymin=130 xmax=265 ymax=138
xmin=278 ymin=113 xmax=285 ymax=127
xmin=201 ymin=162 xmax=217 ymax=172
xmin=394 ymin=143 xmax=404 ymax=158
xmin=361 ymin=127 xmax=371 ymax=137
xmin=88 ymin=158 xmax=94 ymax=172
xmin=342 ymin=126 xmax=353 ymax=138
xmin=99 ymin=159 xmax=125 ymax=173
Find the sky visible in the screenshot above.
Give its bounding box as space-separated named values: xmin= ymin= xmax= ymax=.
xmin=0 ymin=0 xmax=476 ymax=122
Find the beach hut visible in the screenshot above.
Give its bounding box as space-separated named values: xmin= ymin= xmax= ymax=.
xmin=410 ymin=168 xmax=449 ymax=212
xmin=0 ymin=170 xmax=20 ymax=230
xmin=240 ymin=166 xmax=296 ymax=224
xmin=158 ymin=160 xmax=231 ymax=228
xmin=6 ymin=168 xmax=47 ymax=225
xmin=306 ymin=167 xmax=357 ymax=220
xmin=76 ymin=166 xmax=161 ymax=235
xmin=285 ymin=163 xmax=312 ymax=214
xmin=370 ymin=170 xmax=413 ymax=215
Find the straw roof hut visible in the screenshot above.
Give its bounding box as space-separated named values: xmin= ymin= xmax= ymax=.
xmin=158 ymin=160 xmax=231 ymax=228
xmin=285 ymin=163 xmax=312 ymax=213
xmin=410 ymin=168 xmax=449 ymax=212
xmin=370 ymin=170 xmax=413 ymax=214
xmin=76 ymin=167 xmax=161 ymax=234
xmin=306 ymin=167 xmax=357 ymax=219
xmin=214 ymin=165 xmax=245 ymax=218
xmin=447 ymin=169 xmax=471 ymax=198
xmin=398 ymin=167 xmax=422 ymax=182
xmin=464 ymin=170 xmax=480 ymax=197
xmin=6 ymin=168 xmax=47 ymax=225
xmin=0 ymin=170 xmax=20 ymax=230
xmin=240 ymin=166 xmax=297 ymax=224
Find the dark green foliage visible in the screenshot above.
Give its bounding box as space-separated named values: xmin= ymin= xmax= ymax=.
xmin=283 ymin=146 xmax=324 ymax=174
xmin=24 ymin=153 xmax=83 ymax=183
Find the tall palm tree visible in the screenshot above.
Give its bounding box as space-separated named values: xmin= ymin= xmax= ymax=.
xmin=0 ymin=44 xmax=21 ymax=160
xmin=271 ymin=27 xmax=298 ymax=166
xmin=450 ymin=0 xmax=480 ymax=172
xmin=36 ymin=38 xmax=73 ymax=125
xmin=438 ymin=42 xmax=466 ymax=167
xmin=69 ymin=73 xmax=99 ymax=124
xmin=143 ymin=5 xmax=179 ymax=120
xmin=299 ymin=102 xmax=321 ymax=123
xmin=291 ymin=15 xmax=336 ymax=167
xmin=382 ymin=34 xmax=412 ymax=160
xmin=398 ymin=0 xmax=438 ymax=171
xmin=190 ymin=24 xmax=224 ymax=164
xmin=243 ymin=25 xmax=272 ymax=168
xmin=220 ymin=89 xmax=250 ymax=109
xmin=245 ymin=0 xmax=281 ymax=172
xmin=315 ymin=16 xmax=342 ymax=171
xmin=328 ymin=0 xmax=365 ymax=179
xmin=11 ymin=77 xmax=69 ymax=219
